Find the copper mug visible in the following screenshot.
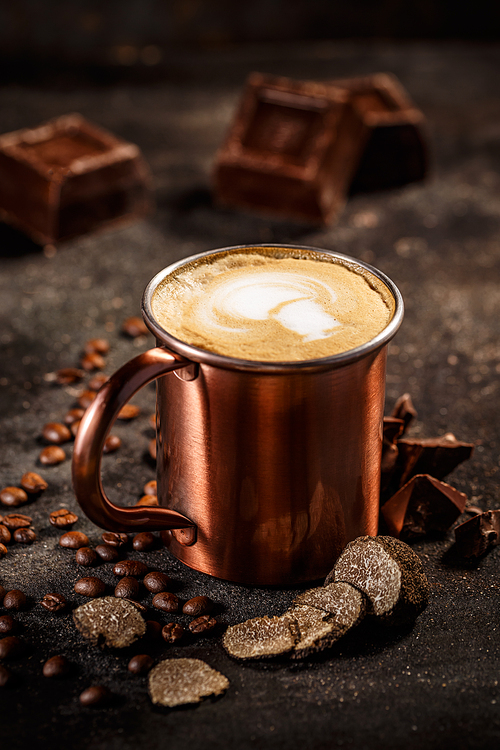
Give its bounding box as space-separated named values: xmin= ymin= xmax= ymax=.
xmin=72 ymin=244 xmax=403 ymax=585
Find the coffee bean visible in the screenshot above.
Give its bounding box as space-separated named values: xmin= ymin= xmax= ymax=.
xmin=0 ymin=664 xmax=12 ymax=687
xmin=0 ymin=636 xmax=24 ymax=659
xmin=152 ymin=592 xmax=179 ymax=613
xmin=84 ymin=338 xmax=109 ymax=355
xmin=0 ymin=524 xmax=11 ymax=544
xmin=64 ymin=407 xmax=86 ymax=425
xmin=145 ymin=620 xmax=162 ymax=641
xmin=117 ymin=404 xmax=140 ymax=420
xmin=40 ymin=593 xmax=67 ymax=612
xmin=50 ymin=508 xmax=78 ymax=528
xmin=20 ymin=472 xmax=48 ymax=494
xmin=0 ymin=542 xmax=6 ymax=558
xmin=143 ymin=571 xmax=171 ymax=594
xmin=3 ymin=590 xmax=27 ymax=611
xmin=43 ymin=655 xmax=70 ymax=678
xmin=0 ymin=487 xmax=28 ymax=507
xmin=113 ymin=560 xmax=148 ymax=577
xmin=70 ymin=420 xmax=81 ymax=437
xmin=149 ymin=438 xmax=156 ymax=460
xmin=135 ymin=495 xmax=158 ymax=507
xmin=39 ymin=446 xmax=66 ymax=465
xmin=59 ymin=531 xmax=89 ymax=549
xmin=0 ymin=615 xmax=17 ymax=635
xmin=148 ymin=413 xmax=156 ymax=429
xmin=78 ymin=391 xmax=96 ymax=409
xmin=143 ymin=480 xmax=157 ymax=496
xmin=75 ymin=547 xmax=98 ymax=566
xmin=95 ymin=544 xmax=120 ymax=562
xmin=114 ymin=576 xmax=140 ymax=600
xmin=74 ymin=577 xmax=106 ymax=597
xmin=132 ymin=532 xmax=156 ymax=552
xmin=182 ymin=596 xmax=213 ymax=617
xmin=2 ymin=514 xmax=32 ymax=530
xmin=101 ymin=532 xmax=128 ymax=548
xmin=161 ymin=622 xmax=184 ymax=643
xmin=122 ymin=316 xmax=148 ymax=338
xmin=188 ymin=615 xmax=217 ymax=634
xmin=13 ymin=528 xmax=36 ymax=544
xmin=103 ymin=434 xmax=121 ymax=454
xmin=42 ymin=422 xmax=71 ymax=444
xmin=55 ymin=367 xmax=84 ymax=385
xmin=88 ymin=372 xmax=109 ymax=391
xmin=81 ymin=352 xmax=105 ymax=371
xmin=79 ymin=685 xmax=110 ymax=707
xmin=128 ymin=654 xmax=154 ymax=674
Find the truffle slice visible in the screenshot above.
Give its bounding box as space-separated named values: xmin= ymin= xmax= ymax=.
xmin=73 ymin=596 xmax=146 ymax=648
xmin=222 ymin=615 xmax=298 ymax=660
xmin=293 ymin=581 xmax=367 ymax=618
xmin=325 ymin=535 xmax=429 ymax=626
xmin=381 ymin=474 xmax=467 ymax=540
xmin=396 ymin=433 xmax=474 ymax=485
xmin=453 ymin=510 xmax=500 ymax=558
xmin=148 ymin=658 xmax=229 ymax=707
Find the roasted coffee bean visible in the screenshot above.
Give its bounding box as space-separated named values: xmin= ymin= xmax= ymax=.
xmin=152 ymin=592 xmax=179 ymax=613
xmin=0 ymin=543 xmax=7 ymax=558
xmin=122 ymin=316 xmax=148 ymax=338
xmin=55 ymin=367 xmax=84 ymax=385
xmin=95 ymin=543 xmax=120 ymax=563
xmin=145 ymin=620 xmax=162 ymax=641
xmin=20 ymin=472 xmax=48 ymax=494
xmin=84 ymin=338 xmax=109 ymax=355
xmin=78 ymin=391 xmax=96 ymax=409
xmin=162 ymin=622 xmax=184 ymax=643
xmin=188 ymin=615 xmax=217 ymax=634
xmin=0 ymin=615 xmax=17 ymax=635
xmin=148 ymin=413 xmax=156 ymax=429
xmin=135 ymin=495 xmax=158 ymax=507
xmin=103 ymin=434 xmax=121 ymax=454
xmin=115 ymin=577 xmax=140 ymax=599
xmin=39 ymin=446 xmax=66 ymax=465
xmin=50 ymin=508 xmax=78 ymax=528
xmin=143 ymin=480 xmax=157 ymax=496
xmin=13 ymin=528 xmax=36 ymax=544
xmin=74 ymin=577 xmax=106 ymax=597
xmin=64 ymin=407 xmax=86 ymax=425
xmin=0 ymin=524 xmax=11 ymax=544
xmin=182 ymin=596 xmax=213 ymax=617
xmin=143 ymin=571 xmax=171 ymax=594
xmin=0 ymin=487 xmax=28 ymax=507
xmin=117 ymin=404 xmax=140 ymax=420
xmin=42 ymin=422 xmax=71 ymax=444
xmin=0 ymin=664 xmax=12 ymax=687
xmin=101 ymin=532 xmax=128 ymax=548
xmin=113 ymin=560 xmax=148 ymax=577
xmin=132 ymin=532 xmax=156 ymax=552
xmin=3 ymin=590 xmax=27 ymax=611
xmin=128 ymin=654 xmax=154 ymax=674
xmin=79 ymin=685 xmax=110 ymax=707
xmin=43 ymin=654 xmax=70 ymax=678
xmin=0 ymin=636 xmax=24 ymax=659
xmin=70 ymin=420 xmax=81 ymax=437
xmin=40 ymin=593 xmax=67 ymax=612
xmin=2 ymin=513 xmax=32 ymax=531
xmin=88 ymin=373 xmax=108 ymax=391
xmin=149 ymin=438 xmax=157 ymax=460
xmin=81 ymin=352 xmax=105 ymax=371
xmin=59 ymin=531 xmax=89 ymax=549
xmin=75 ymin=547 xmax=98 ymax=567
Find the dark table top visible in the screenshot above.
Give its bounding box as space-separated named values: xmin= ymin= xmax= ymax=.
xmin=0 ymin=41 xmax=499 ymax=750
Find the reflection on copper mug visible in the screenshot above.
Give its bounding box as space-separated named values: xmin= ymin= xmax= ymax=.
xmin=72 ymin=244 xmax=403 ymax=585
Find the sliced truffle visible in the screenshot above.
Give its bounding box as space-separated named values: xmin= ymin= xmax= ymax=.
xmin=148 ymin=658 xmax=229 ymax=708
xmin=293 ymin=580 xmax=367 ymax=618
xmin=396 ymin=433 xmax=474 ymax=486
xmin=222 ymin=615 xmax=298 ymax=660
xmin=453 ymin=510 xmax=500 ymax=558
xmin=73 ymin=596 xmax=146 ymax=648
xmin=325 ymin=535 xmax=429 ymax=626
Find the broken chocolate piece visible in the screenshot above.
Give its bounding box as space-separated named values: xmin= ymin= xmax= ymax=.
xmin=381 ymin=416 xmax=405 ymax=493
xmin=222 ymin=615 xmax=298 ymax=660
xmin=73 ymin=596 xmax=146 ymax=648
xmin=381 ymin=474 xmax=467 ymax=540
xmin=453 ymin=510 xmax=500 ymax=558
xmin=383 ymin=416 xmax=405 ymax=444
xmin=390 ymin=393 xmax=417 ymax=432
xmin=396 ymin=433 xmax=474 ymax=486
xmin=326 ymin=535 xmax=429 ymax=626
xmin=148 ymin=658 xmax=229 ymax=708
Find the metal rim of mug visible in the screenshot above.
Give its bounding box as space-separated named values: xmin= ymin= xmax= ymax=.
xmin=141 ymin=243 xmax=404 ymax=373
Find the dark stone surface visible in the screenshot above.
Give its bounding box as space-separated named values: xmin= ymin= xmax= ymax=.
xmin=0 ymin=41 xmax=499 ymax=750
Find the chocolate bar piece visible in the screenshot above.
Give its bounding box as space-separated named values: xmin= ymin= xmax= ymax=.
xmin=454 ymin=510 xmax=500 ymax=558
xmin=390 ymin=392 xmax=417 ymax=433
xmin=213 ymin=73 xmax=368 ymax=225
xmin=329 ymin=73 xmax=428 ymax=192
xmin=381 ymin=416 xmax=405 ymax=493
xmin=0 ymin=113 xmax=153 ymax=245
xmin=397 ymin=432 xmax=474 ymax=486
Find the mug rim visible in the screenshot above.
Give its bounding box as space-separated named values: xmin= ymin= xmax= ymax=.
xmin=141 ymin=243 xmax=404 ymax=373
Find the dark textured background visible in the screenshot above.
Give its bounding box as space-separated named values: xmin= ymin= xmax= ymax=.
xmin=0 ymin=40 xmax=499 ymax=750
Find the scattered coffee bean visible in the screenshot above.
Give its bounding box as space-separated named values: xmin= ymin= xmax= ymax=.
xmin=39 ymin=446 xmax=66 ymax=465
xmin=81 ymin=352 xmax=106 ymax=371
xmin=149 ymin=439 xmax=156 ymax=460
xmin=189 ymin=615 xmax=217 ymax=634
xmin=143 ymin=571 xmax=171 ymax=594
xmin=122 ymin=316 xmax=148 ymax=338
xmin=0 ymin=543 xmax=7 ymax=558
xmin=40 ymin=593 xmax=67 ymax=612
xmin=113 ymin=560 xmax=148 ymax=577
xmin=103 ymin=434 xmax=121 ymax=454
xmin=79 ymin=685 xmax=110 ymax=707
xmin=75 ymin=547 xmax=98 ymax=566
xmin=43 ymin=654 xmax=70 ymax=678
xmin=3 ymin=590 xmax=27 ymax=611
xmin=70 ymin=420 xmax=81 ymax=437
xmin=0 ymin=636 xmax=24 ymax=659
xmin=114 ymin=577 xmax=140 ymax=600
xmin=64 ymin=407 xmax=85 ymax=425
xmin=59 ymin=531 xmax=89 ymax=549
xmin=55 ymin=367 xmax=84 ymax=385
xmin=143 ymin=480 xmax=157 ymax=496
xmin=148 ymin=413 xmax=156 ymax=429
xmin=84 ymin=338 xmax=110 ymax=355
xmin=0 ymin=615 xmax=17 ymax=634
xmin=0 ymin=487 xmax=28 ymax=507
xmin=13 ymin=528 xmax=36 ymax=544
xmin=74 ymin=577 xmax=106 ymax=597
xmin=2 ymin=513 xmax=32 ymax=530
xmin=0 ymin=664 xmax=12 ymax=687
xmin=132 ymin=532 xmax=156 ymax=552
xmin=128 ymin=654 xmax=154 ymax=674
xmin=145 ymin=620 xmax=162 ymax=640
xmin=88 ymin=373 xmax=109 ymax=391
xmin=135 ymin=495 xmax=158 ymax=507
xmin=0 ymin=524 xmax=11 ymax=544
xmin=78 ymin=391 xmax=96 ymax=409
xmin=162 ymin=622 xmax=184 ymax=643
xmin=152 ymin=592 xmax=179 ymax=613
xmin=148 ymin=659 xmax=229 ymax=708
xmin=101 ymin=532 xmax=128 ymax=548
xmin=49 ymin=508 xmax=79 ymax=529
xmin=20 ymin=471 xmax=48 ymax=494
xmin=95 ymin=544 xmax=120 ymax=563
xmin=42 ymin=422 xmax=72 ymax=444
xmin=183 ymin=596 xmax=213 ymax=617
xmin=117 ymin=404 xmax=140 ymax=420
xmin=73 ymin=597 xmax=146 ymax=647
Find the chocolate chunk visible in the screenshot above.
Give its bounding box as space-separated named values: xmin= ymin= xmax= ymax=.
xmin=222 ymin=615 xmax=298 ymax=660
xmin=381 ymin=416 xmax=405 ymax=493
xmin=396 ymin=433 xmax=474 ymax=486
xmin=148 ymin=658 xmax=229 ymax=708
xmin=383 ymin=416 xmax=405 ymax=444
xmin=453 ymin=510 xmax=500 ymax=558
xmin=73 ymin=596 xmax=146 ymax=648
xmin=381 ymin=474 xmax=467 ymax=540
xmin=390 ymin=393 xmax=417 ymax=432
xmin=325 ymin=535 xmax=429 ymax=626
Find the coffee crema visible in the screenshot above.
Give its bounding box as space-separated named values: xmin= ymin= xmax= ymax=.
xmin=151 ymin=249 xmax=394 ymax=362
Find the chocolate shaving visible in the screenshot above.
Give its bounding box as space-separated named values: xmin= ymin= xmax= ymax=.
xmin=73 ymin=596 xmax=146 ymax=648
xmin=453 ymin=510 xmax=500 ymax=558
xmin=148 ymin=658 xmax=229 ymax=708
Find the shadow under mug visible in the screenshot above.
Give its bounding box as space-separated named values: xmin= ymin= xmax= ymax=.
xmin=72 ymin=244 xmax=404 ymax=585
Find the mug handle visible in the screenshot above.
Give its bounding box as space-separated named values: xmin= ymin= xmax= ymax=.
xmin=72 ymin=346 xmax=195 ymax=533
